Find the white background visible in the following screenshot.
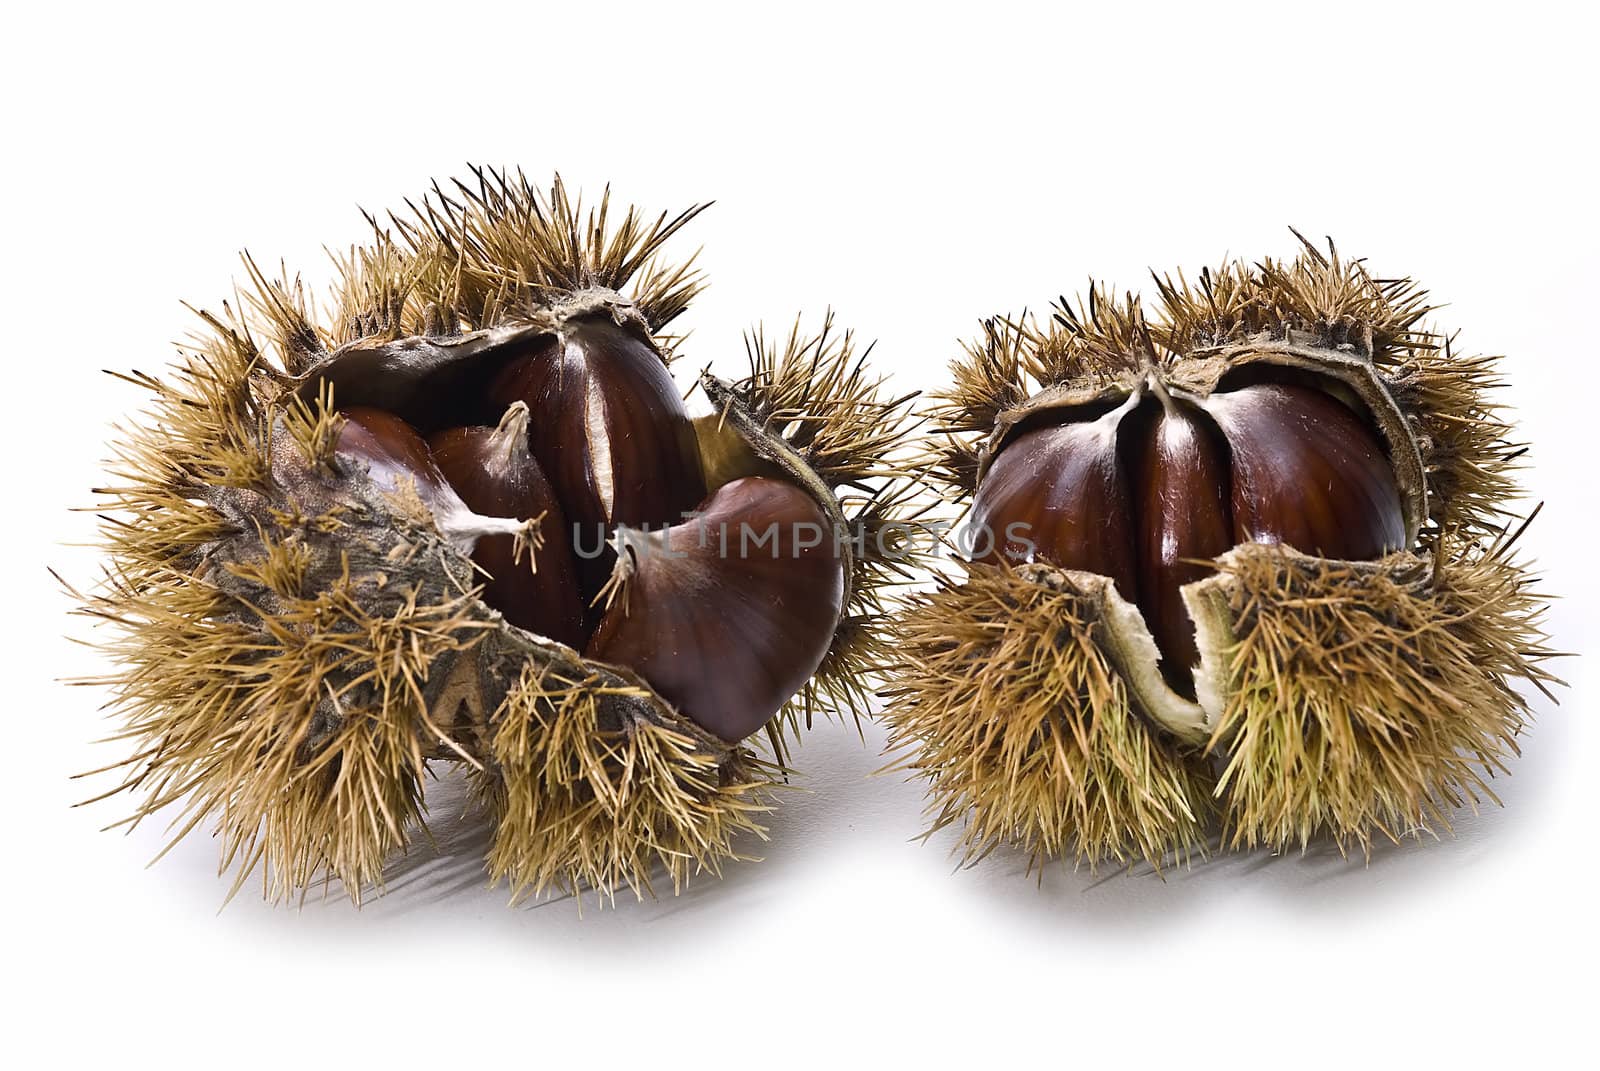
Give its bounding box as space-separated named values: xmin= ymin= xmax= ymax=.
xmin=6 ymin=2 xmax=1596 ymax=1067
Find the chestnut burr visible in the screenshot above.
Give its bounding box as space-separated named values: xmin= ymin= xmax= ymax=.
xmin=887 ymin=242 xmax=1555 ymax=867
xmin=82 ymin=167 xmax=918 ymax=904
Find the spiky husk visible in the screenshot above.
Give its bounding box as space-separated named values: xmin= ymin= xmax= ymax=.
xmin=77 ymin=168 xmax=910 ymax=904
xmin=78 ymin=327 xmax=493 ymax=902
xmin=882 ymin=562 xmax=1215 ymax=869
xmin=1197 ymin=536 xmax=1558 ymax=852
xmin=927 ymin=234 xmax=1520 ymax=537
xmin=246 ymin=165 xmax=707 ymax=369
xmin=473 ymin=661 xmax=774 ymax=902
xmin=895 ymin=233 xmax=1553 ymax=865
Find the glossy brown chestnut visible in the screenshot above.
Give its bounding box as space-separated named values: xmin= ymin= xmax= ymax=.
xmin=1128 ymin=398 xmax=1234 ymax=697
xmin=1203 ymin=382 xmax=1405 ymax=561
xmin=336 ymin=406 xmax=459 ymax=508
xmin=971 ymin=375 xmax=1409 ymax=694
xmin=967 ymin=413 xmax=1138 ymax=598
xmin=337 ymin=406 xmax=537 ymax=559
xmin=585 ymin=476 xmax=845 ymax=743
xmin=488 ymin=314 xmax=707 ymax=605
xmin=428 ymin=403 xmax=587 ymax=649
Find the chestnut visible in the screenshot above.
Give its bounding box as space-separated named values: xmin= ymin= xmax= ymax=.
xmin=336 ymin=406 xmax=451 ymax=500
xmin=586 ymin=476 xmax=846 ymax=743
xmin=488 ymin=312 xmax=707 ymax=609
xmin=1204 ymin=382 xmax=1405 ymax=559
xmin=428 ymin=403 xmax=586 ymax=650
xmin=966 ymin=409 xmax=1137 ymax=596
xmin=1125 ymin=395 xmax=1236 ymax=698
xmin=336 ymin=405 xmax=534 ymax=557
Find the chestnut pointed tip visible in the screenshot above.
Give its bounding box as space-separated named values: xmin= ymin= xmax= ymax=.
xmin=589 ymin=538 xmax=639 ymax=618
xmin=491 ymin=400 xmax=533 ymax=461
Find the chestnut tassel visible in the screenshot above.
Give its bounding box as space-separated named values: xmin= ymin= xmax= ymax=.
xmin=586 ymin=476 xmax=846 ymax=743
